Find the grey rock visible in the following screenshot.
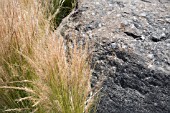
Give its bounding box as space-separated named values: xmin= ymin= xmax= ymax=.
xmin=110 ymin=43 xmax=117 ymax=49
xmin=58 ymin=0 xmax=170 ymax=113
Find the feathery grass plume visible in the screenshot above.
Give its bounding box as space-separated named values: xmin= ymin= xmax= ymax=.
xmin=0 ymin=0 xmax=44 ymax=112
xmin=29 ymin=33 xmax=93 ymax=113
xmin=0 ymin=0 xmax=96 ymax=112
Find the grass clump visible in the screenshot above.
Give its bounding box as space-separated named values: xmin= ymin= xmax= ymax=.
xmin=44 ymin=0 xmax=77 ymax=28
xmin=0 ymin=0 xmax=96 ymax=113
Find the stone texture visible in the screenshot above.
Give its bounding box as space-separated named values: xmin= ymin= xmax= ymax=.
xmin=58 ymin=0 xmax=170 ymax=113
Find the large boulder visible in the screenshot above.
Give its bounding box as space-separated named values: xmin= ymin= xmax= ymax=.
xmin=59 ymin=0 xmax=170 ymax=113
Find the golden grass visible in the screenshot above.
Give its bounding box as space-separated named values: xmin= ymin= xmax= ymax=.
xmin=0 ymin=0 xmax=95 ymax=112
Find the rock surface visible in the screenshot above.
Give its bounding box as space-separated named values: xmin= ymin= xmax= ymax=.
xmin=59 ymin=0 xmax=170 ymax=113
